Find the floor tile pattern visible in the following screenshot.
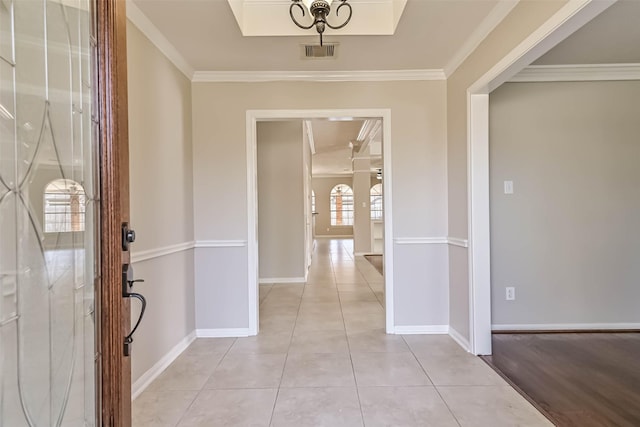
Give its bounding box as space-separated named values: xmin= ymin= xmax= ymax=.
xmin=133 ymin=239 xmax=551 ymax=426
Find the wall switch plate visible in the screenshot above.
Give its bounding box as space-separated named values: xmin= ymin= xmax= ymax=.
xmin=504 ymin=180 xmax=514 ymax=194
xmin=505 ymin=287 xmax=515 ymax=301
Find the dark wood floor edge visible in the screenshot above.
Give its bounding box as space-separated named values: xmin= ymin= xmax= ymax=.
xmin=492 ymin=329 xmax=640 ymax=334
xmin=480 ymin=356 xmax=559 ymax=426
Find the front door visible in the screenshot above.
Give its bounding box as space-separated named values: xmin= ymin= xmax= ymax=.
xmin=0 ymin=0 xmax=130 ymax=425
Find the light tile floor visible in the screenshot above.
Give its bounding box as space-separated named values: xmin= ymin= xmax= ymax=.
xmin=133 ymin=239 xmax=551 ymax=427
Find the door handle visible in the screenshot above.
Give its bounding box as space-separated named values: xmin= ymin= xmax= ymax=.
xmin=121 ymin=222 xmax=148 ymax=356
xmin=122 ymin=264 xmax=147 ymax=356
xmin=123 ymin=276 xmax=146 ymax=357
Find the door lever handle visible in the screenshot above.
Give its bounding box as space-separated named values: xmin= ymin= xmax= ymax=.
xmin=122 ymin=264 xmax=147 ymax=356
xmin=124 ymin=291 xmax=146 ymax=356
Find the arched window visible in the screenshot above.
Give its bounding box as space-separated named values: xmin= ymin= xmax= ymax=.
xmin=330 ymin=184 xmax=353 ymax=226
xmin=44 ymin=179 xmax=86 ymax=233
xmin=370 ymin=183 xmax=383 ymax=220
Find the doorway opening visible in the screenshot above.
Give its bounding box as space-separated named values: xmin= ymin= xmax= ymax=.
xmin=246 ymin=109 xmax=393 ymax=335
xmin=466 ymin=0 xmax=617 ymax=355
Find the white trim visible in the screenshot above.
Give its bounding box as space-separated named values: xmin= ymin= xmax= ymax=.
xmin=443 ymin=0 xmax=518 ymax=77
xmin=196 ymin=328 xmax=250 ymax=338
xmin=492 ymin=323 xmax=640 ymax=331
xmin=313 ymin=173 xmax=354 ymax=178
xmin=258 ymin=277 xmax=306 ymax=284
xmin=448 ymin=327 xmax=471 ymax=353
xmin=394 ymin=325 xmax=449 ymax=335
xmin=247 ymin=113 xmax=259 ymax=336
xmin=393 ymin=237 xmax=469 ymax=247
xmin=468 ymin=93 xmax=491 ymax=357
xmin=314 ymin=234 xmax=353 ymax=239
xmin=126 ymin=1 xmax=194 ymax=79
xmin=447 ymin=237 xmax=469 ymax=248
xmin=192 ymin=69 xmax=445 ymax=83
xmin=131 ymin=330 xmax=196 ymax=400
xmin=510 ymin=63 xmax=640 ymax=82
xmin=304 ymin=120 xmax=316 ymax=155
xmin=466 ymin=0 xmax=617 ymax=356
xmin=394 ymin=237 xmax=448 ymax=245
xmin=194 ymin=240 xmax=247 ymax=248
xmin=131 ymin=241 xmax=195 ymax=264
xmin=469 ymin=0 xmax=616 ymax=93
xmin=380 ymin=110 xmax=394 ymax=335
xmin=246 ymin=108 xmax=395 ymax=335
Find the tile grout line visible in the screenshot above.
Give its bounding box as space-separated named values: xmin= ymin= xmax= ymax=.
xmin=353 ymin=253 xmax=384 ymax=310
xmin=333 ymin=243 xmax=367 ymax=427
xmin=404 ymin=336 xmax=464 ymax=427
xmin=172 ymin=337 xmax=238 ymax=426
xmin=267 ymin=269 xmax=306 ymax=426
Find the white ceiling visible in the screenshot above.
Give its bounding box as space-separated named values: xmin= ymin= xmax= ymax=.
xmin=131 ymin=0 xmax=507 ymax=176
xmin=130 ymin=0 xmax=639 ymax=176
xmin=309 ymin=119 xmax=364 ymax=176
xmin=131 ymin=0 xmax=503 ymax=72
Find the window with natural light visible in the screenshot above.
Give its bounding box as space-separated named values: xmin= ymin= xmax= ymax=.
xmin=330 ymin=184 xmax=353 ymax=226
xmin=370 ymin=183 xmax=383 ymax=220
xmin=44 ymin=179 xmax=86 ymax=233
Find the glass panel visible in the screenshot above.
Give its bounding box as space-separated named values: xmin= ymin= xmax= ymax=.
xmin=2 ymin=1 xmax=98 ymax=426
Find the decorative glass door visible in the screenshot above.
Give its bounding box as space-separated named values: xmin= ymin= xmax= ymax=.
xmin=1 ymin=0 xmax=98 ymax=425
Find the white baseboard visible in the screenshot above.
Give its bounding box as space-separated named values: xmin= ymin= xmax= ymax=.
xmin=258 ymin=277 xmax=306 ymax=284
xmin=314 ymin=235 xmax=353 ymax=239
xmin=131 ymin=330 xmax=197 ymax=400
xmin=448 ymin=327 xmax=471 ymax=352
xmin=492 ymin=323 xmax=640 ymax=331
xmin=393 ymin=325 xmax=449 ymax=334
xmin=196 ymin=328 xmax=251 ymax=337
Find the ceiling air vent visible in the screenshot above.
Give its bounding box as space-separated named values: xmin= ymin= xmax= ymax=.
xmin=302 ymin=43 xmax=338 ymax=59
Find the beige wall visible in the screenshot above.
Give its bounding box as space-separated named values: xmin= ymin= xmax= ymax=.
xmin=192 ymin=80 xmax=449 ymax=329
xmin=257 ymin=121 xmax=306 ymax=281
xmin=489 ymin=81 xmax=640 ymax=327
xmin=127 ymin=21 xmax=195 ymax=385
xmin=446 ymin=0 xmax=569 ymax=340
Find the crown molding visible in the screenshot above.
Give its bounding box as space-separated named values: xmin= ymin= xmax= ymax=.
xmin=126 ymin=1 xmax=194 ymax=79
xmin=509 ymin=63 xmax=640 ymax=82
xmin=192 ymin=69 xmax=445 ymax=83
xmin=443 ymin=0 xmax=518 ymax=77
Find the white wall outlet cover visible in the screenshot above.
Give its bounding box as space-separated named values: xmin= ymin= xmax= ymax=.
xmin=504 ymin=180 xmax=514 ymax=194
xmin=505 ymin=287 xmax=515 ymax=300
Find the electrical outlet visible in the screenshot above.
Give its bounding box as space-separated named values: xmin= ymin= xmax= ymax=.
xmin=504 ymin=180 xmax=514 ymax=194
xmin=505 ymin=287 xmax=515 ymax=301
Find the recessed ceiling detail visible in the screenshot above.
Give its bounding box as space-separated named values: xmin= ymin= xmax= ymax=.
xmin=227 ymin=0 xmax=407 ymax=37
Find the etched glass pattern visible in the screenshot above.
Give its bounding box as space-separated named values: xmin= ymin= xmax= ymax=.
xmin=0 ymin=0 xmax=98 ymax=425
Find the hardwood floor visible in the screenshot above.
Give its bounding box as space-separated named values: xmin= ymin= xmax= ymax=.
xmin=482 ymin=333 xmax=640 ymax=427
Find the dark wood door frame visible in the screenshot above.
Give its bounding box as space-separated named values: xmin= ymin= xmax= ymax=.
xmin=97 ymin=0 xmax=131 ymax=425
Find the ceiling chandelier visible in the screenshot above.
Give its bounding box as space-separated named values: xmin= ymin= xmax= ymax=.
xmin=289 ymin=0 xmax=353 ymax=46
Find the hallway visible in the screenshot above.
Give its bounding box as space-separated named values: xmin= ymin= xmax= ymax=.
xmin=132 ymin=239 xmax=550 ymax=426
